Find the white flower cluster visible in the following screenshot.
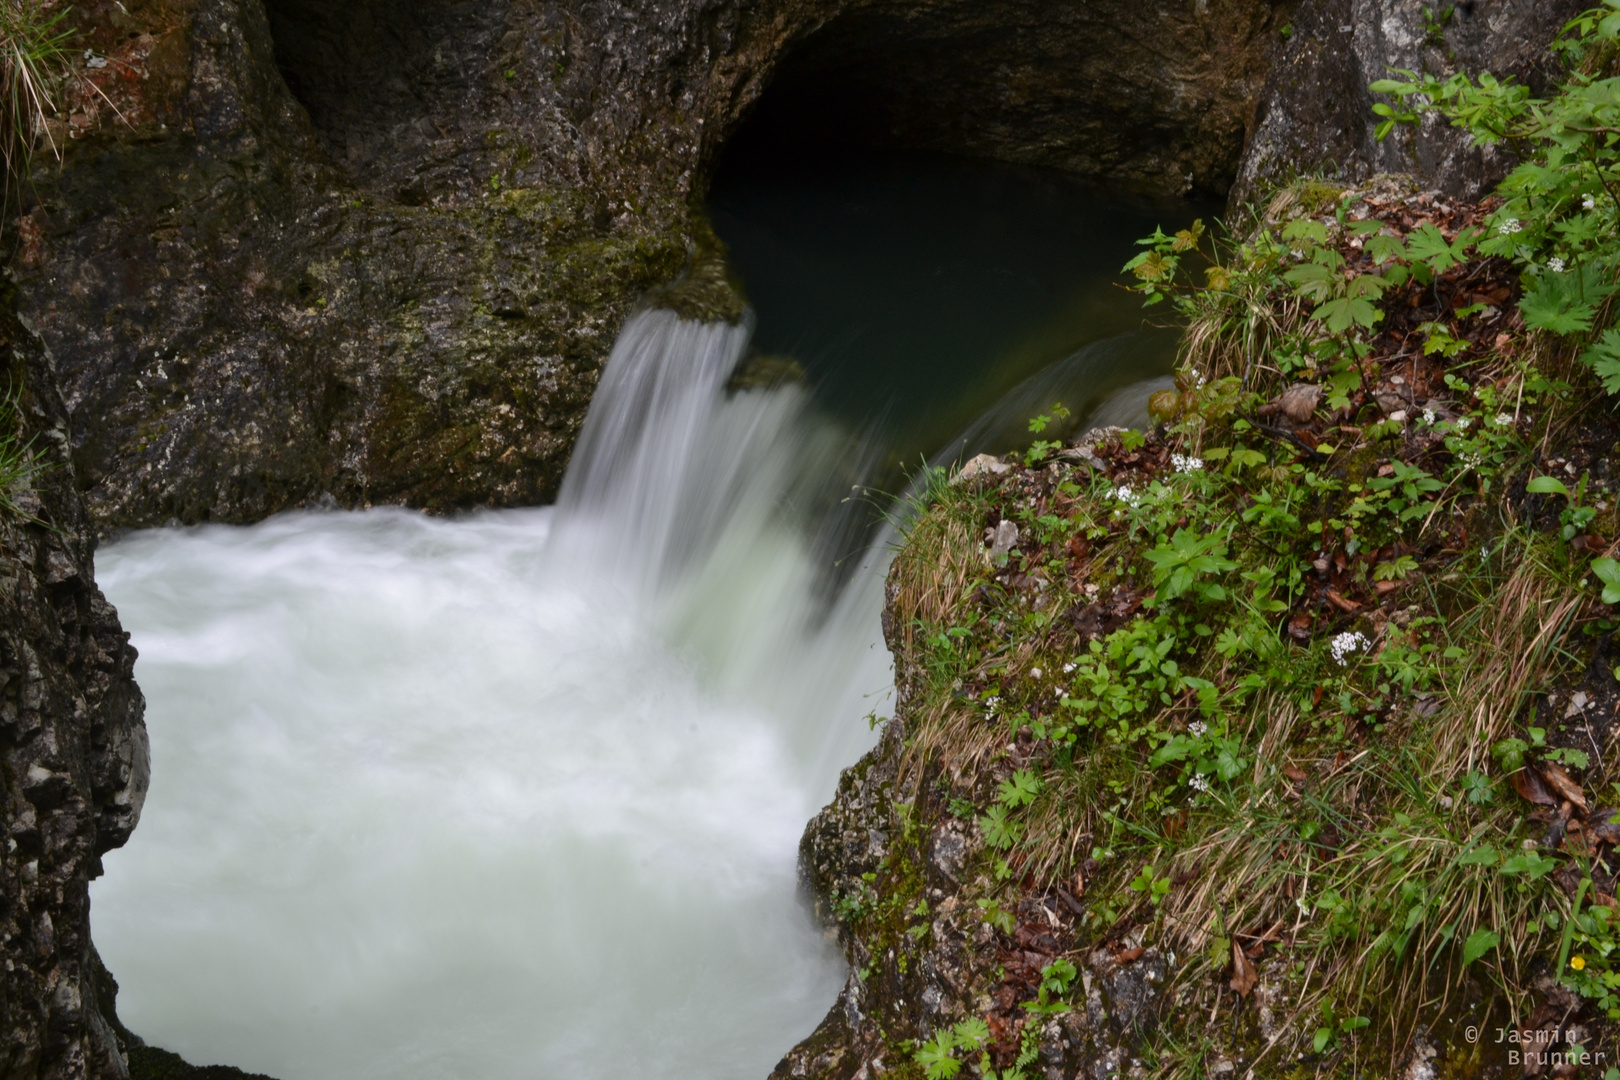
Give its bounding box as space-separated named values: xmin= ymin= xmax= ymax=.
xmin=1188 ymin=721 xmax=1208 ymax=738
xmin=1330 ymin=630 xmax=1371 ymax=666
xmin=1113 ymin=485 xmax=1142 ymax=508
xmin=1454 ymin=416 xmax=1471 ymax=431
xmin=1498 ymin=218 xmax=1523 ymax=236
xmin=1585 ymin=194 xmax=1598 ymax=211
xmin=1189 ymin=774 xmax=1211 ymax=793
xmin=1549 ymin=257 xmax=1567 ymax=273
xmin=1494 ymin=412 xmax=1515 ymax=426
xmin=1172 ymin=454 xmax=1204 ymax=474
xmin=1422 ymin=408 xmax=1436 ymax=425
xmin=1062 ymin=661 xmax=1077 ymax=674
xmin=983 ymin=695 xmax=1001 ymax=717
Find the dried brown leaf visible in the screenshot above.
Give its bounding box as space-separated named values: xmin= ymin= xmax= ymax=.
xmin=1512 ymin=767 xmax=1559 ymax=808
xmin=1229 ymin=941 xmax=1257 ymax=997
xmin=1537 ymin=763 xmax=1587 ymax=814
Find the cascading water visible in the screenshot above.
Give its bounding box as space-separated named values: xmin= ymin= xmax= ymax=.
xmin=92 ymin=309 xmax=892 ymax=1080
xmin=91 ymin=153 xmax=1206 ymax=1079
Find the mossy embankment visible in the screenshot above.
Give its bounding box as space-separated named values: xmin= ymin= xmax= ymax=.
xmin=775 ymin=177 xmax=1620 ymax=1080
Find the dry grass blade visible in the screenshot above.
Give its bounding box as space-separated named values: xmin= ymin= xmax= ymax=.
xmin=1434 ymin=546 xmax=1587 ymax=780
xmin=0 ymin=0 xmax=75 ymax=215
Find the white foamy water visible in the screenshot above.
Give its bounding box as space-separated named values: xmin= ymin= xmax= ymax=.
xmin=92 ymin=311 xmax=892 ymax=1080
xmin=91 ymin=307 xmax=1159 ymax=1079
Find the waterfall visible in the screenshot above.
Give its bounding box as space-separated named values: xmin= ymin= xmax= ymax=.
xmin=90 ymin=309 xmax=894 ymax=1080
xmin=91 ymin=300 xmax=1164 ymax=1080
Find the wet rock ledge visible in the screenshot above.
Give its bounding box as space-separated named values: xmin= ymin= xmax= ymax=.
xmin=0 ymin=299 xmax=148 ymax=1076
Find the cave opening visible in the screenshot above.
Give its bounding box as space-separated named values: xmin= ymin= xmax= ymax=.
xmin=707 ymin=0 xmax=1258 ymax=202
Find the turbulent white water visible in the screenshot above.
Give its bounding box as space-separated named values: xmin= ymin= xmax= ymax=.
xmin=92 ymin=311 xmax=891 ymax=1080
xmin=92 ymin=306 xmax=1159 ymax=1079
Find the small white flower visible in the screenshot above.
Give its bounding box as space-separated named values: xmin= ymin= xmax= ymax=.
xmin=1330 ymin=631 xmax=1371 ymax=666
xmin=1422 ymin=408 xmax=1436 ymax=425
xmin=1498 ymin=218 xmax=1523 ymax=235
xmin=1062 ymin=662 xmax=1077 ymax=674
xmin=1172 ymin=454 xmax=1204 ymax=474
xmin=1188 ymin=721 xmax=1208 ymax=738
xmin=1290 ymin=249 xmax=1305 ymax=260
xmin=1549 ymin=257 xmax=1567 ymax=273
xmin=983 ymin=695 xmax=1001 ymax=715
xmin=1494 ymin=412 xmax=1515 ymax=426
xmin=1114 ymin=485 xmax=1141 ymax=507
xmin=1189 ymin=774 xmax=1211 ymax=793
xmin=1454 ymin=416 xmax=1471 ymax=430
xmin=1584 ymin=194 xmax=1598 ymax=211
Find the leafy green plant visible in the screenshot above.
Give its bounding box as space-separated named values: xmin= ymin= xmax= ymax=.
xmin=1527 ymin=473 xmax=1597 ymax=540
xmin=1312 ymin=1007 xmax=1370 ymax=1054
xmin=1592 ymin=556 xmax=1620 ymax=603
xmin=1025 ymin=403 xmax=1072 ymax=465
xmin=1128 ymin=865 xmax=1173 ymax=905
xmin=913 ymin=1018 xmax=990 ymax=1080
xmin=1372 ymin=2 xmax=1620 ymax=382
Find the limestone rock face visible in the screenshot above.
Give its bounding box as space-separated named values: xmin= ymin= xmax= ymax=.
xmin=0 ymin=299 xmax=149 ymax=1078
xmin=1233 ymin=0 xmax=1585 ymax=205
xmin=20 ymin=0 xmax=1291 ymax=530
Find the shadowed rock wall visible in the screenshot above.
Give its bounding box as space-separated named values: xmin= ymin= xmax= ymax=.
xmin=0 ymin=293 xmax=149 ymax=1078
xmin=1233 ymin=0 xmax=1585 ymax=205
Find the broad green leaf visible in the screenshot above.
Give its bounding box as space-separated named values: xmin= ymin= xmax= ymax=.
xmin=1314 ymin=297 xmax=1383 ymax=333
xmin=1526 ymin=475 xmax=1572 ymax=498
xmin=1581 ymin=328 xmax=1620 ymax=394
xmin=1520 ymin=265 xmax=1616 ymax=335
xmin=1462 ymin=928 xmax=1500 ymax=965
xmin=1593 ymin=557 xmax=1620 ymax=604
xmin=1500 ymin=852 xmax=1558 ymax=879
xmin=953 ymin=1018 xmax=989 ymax=1050
xmin=1364 ymin=234 xmax=1408 ymax=265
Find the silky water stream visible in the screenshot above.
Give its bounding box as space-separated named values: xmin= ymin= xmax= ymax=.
xmin=91 ymin=154 xmax=1206 ymax=1079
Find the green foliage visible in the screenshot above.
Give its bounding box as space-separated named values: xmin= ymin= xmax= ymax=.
xmin=1584 ymin=328 xmax=1620 ymax=392
xmin=0 ymin=382 xmax=44 ymax=524
xmin=1025 ymin=403 xmax=1072 ymax=465
xmin=1462 ymin=927 xmax=1501 ymax=965
xmin=1128 ymin=865 xmax=1173 ymax=905
xmin=1371 ymin=3 xmax=1620 ymax=386
xmin=1313 ymin=1009 xmax=1370 ymax=1054
xmin=1593 ymin=556 xmax=1620 ymax=603
xmin=0 ymin=0 xmax=77 ymax=213
xmin=1143 ymin=528 xmax=1239 ymax=602
xmin=998 ymin=769 xmax=1042 ymax=808
xmin=913 ymin=1018 xmax=990 ymax=1080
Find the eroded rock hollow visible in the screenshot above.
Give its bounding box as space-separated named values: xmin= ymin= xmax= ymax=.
xmin=17 ymin=0 xmax=1300 ymax=532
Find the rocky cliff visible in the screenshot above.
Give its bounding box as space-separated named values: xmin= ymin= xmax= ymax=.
xmin=1233 ymin=0 xmax=1585 ymax=205
xmin=16 ymin=2 xmax=1587 ymax=532
xmin=18 ymin=0 xmax=1297 ymax=531
xmin=0 ymin=293 xmax=149 ymax=1078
